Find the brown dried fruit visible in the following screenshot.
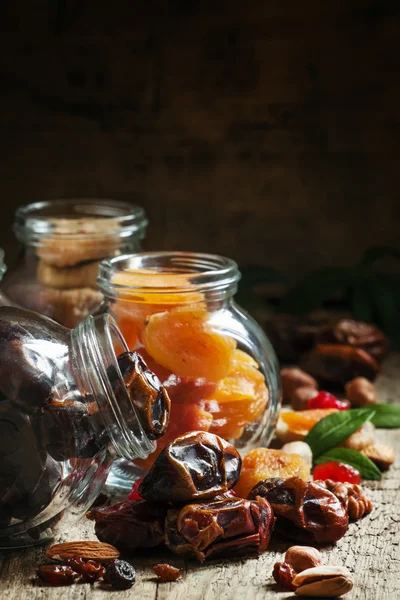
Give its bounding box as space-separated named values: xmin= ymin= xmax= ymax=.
xmin=316 ymin=319 xmax=388 ymax=363
xmin=300 ymin=344 xmax=379 ymax=386
xmin=65 ymin=558 xmax=105 ymax=582
xmin=281 ymin=368 xmax=318 ymax=404
xmin=273 ymin=561 xmax=297 ymax=591
xmin=36 ymin=564 xmax=77 ymax=586
xmin=46 ymin=541 xmax=120 ymax=562
xmin=284 ymin=546 xmax=322 ymax=572
xmin=153 ymin=564 xmax=182 ymax=582
xmin=248 ymin=477 xmax=348 ymax=544
xmin=265 ymin=315 xmax=325 ymax=362
xmin=165 ymin=495 xmax=275 ymax=562
xmin=290 ymin=387 xmax=319 ymax=411
xmin=345 ymin=377 xmax=377 ymax=407
xmin=361 ymin=443 xmax=395 ymax=471
xmin=316 ymin=479 xmax=373 ymax=520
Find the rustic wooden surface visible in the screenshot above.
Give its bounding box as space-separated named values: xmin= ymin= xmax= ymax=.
xmin=1 ymin=1 xmax=400 ymax=277
xmin=0 ymin=355 xmax=399 ymax=599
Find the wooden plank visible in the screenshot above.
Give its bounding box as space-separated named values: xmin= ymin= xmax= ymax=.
xmin=0 ymin=354 xmax=399 ymax=599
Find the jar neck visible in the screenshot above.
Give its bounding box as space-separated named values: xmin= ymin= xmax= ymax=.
xmin=70 ymin=313 xmax=155 ymax=460
xmin=13 ymin=199 xmax=147 ymax=248
xmin=98 ymin=251 xmax=241 ymax=308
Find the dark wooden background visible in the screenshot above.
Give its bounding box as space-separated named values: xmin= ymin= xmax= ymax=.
xmin=0 ymin=0 xmax=399 ymax=278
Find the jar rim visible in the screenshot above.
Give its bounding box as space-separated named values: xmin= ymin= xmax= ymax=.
xmin=14 ymin=198 xmax=148 ymax=245
xmin=98 ymin=251 xmax=241 ymax=297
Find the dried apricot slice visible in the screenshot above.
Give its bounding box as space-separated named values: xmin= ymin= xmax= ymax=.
xmin=204 ymin=351 xmax=268 ymax=440
xmin=142 ymin=306 xmax=236 ymax=380
xmin=276 ymin=408 xmax=338 ymax=443
xmin=234 ymin=448 xmax=311 ymax=498
xmin=111 ymin=270 xmax=205 ymax=349
xmin=135 ymin=402 xmax=213 ymax=470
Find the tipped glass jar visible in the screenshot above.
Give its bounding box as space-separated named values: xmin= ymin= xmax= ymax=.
xmin=97 ymin=251 xmax=281 ymax=489
xmin=1 ymin=199 xmax=148 ymax=328
xmin=0 ymin=306 xmax=165 ymax=548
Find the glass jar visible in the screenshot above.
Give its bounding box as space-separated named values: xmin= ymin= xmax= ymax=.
xmin=1 ymin=199 xmax=148 ymax=328
xmin=0 ymin=306 xmax=159 ymax=549
xmin=97 ymin=251 xmax=281 ymax=488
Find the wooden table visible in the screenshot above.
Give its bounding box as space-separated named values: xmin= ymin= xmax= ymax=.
xmin=1 ymin=356 xmax=399 ymax=600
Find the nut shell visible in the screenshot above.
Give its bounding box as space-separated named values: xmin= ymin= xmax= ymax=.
xmin=293 ymin=565 xmax=353 ymax=597
xmin=46 ymin=541 xmax=120 ymax=562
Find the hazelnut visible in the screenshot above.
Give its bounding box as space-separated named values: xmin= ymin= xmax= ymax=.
xmin=281 ymin=368 xmax=318 ymax=404
xmin=290 ymin=386 xmax=318 ymax=411
xmin=345 ymin=377 xmax=377 ymax=407
xmin=284 ymin=546 xmax=322 ymax=573
xmin=281 ymin=442 xmax=313 ymax=468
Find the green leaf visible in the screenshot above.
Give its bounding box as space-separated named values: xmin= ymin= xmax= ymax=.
xmin=361 ymin=245 xmax=400 ymax=267
xmin=304 ymin=408 xmax=376 ymax=457
xmin=314 ymin=448 xmax=381 ymax=480
xmin=370 ymin=403 xmax=400 ymax=428
xmin=280 ymin=267 xmax=356 ymax=315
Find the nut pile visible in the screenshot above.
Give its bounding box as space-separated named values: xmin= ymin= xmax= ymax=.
xmin=273 ymin=546 xmax=353 ymax=597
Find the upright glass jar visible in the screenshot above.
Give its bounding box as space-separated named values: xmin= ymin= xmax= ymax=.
xmin=1 ymin=199 xmax=148 ymax=328
xmin=97 ymin=251 xmax=281 ymax=487
xmin=0 ymin=306 xmax=159 ymax=548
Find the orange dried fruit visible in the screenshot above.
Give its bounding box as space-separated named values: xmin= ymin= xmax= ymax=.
xmin=204 ymin=357 xmax=268 ymax=440
xmin=234 ymin=448 xmax=310 ymax=498
xmin=142 ymin=306 xmax=236 ymax=380
xmin=276 ymin=408 xmax=338 ymax=443
xmin=111 ymin=270 xmax=205 ymax=349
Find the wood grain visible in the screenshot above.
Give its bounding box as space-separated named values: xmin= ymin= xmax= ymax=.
xmin=0 ymin=355 xmax=399 ymax=599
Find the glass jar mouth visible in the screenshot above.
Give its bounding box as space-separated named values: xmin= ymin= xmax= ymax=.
xmin=98 ymin=251 xmax=241 ymax=299
xmin=14 ymin=198 xmax=148 ymax=246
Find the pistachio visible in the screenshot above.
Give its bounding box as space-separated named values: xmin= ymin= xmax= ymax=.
xmin=293 ymin=565 xmax=353 ymax=597
xmin=281 ymin=442 xmax=313 ymax=469
xmin=340 ymin=420 xmax=375 ymax=451
xmin=284 ymin=546 xmax=322 ymax=572
xmin=361 ymin=443 xmax=395 ymax=471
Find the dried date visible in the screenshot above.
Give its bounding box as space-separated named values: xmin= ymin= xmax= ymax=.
xmin=165 ymin=495 xmax=274 ymax=562
xmin=86 ymin=500 xmax=167 ymax=553
xmin=138 ymin=431 xmax=241 ymax=503
xmin=116 ymin=352 xmax=170 ymax=440
xmin=248 ymin=476 xmax=348 ymax=544
xmin=300 ymin=344 xmax=379 ymax=386
xmin=264 ymin=315 xmax=325 ymax=363
xmin=316 ymin=319 xmax=388 ymax=363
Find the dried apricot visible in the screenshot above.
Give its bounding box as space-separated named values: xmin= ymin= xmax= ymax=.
xmin=276 ymin=408 xmax=338 ymax=443
xmin=135 ymin=402 xmax=213 ymax=469
xmin=111 ymin=270 xmax=204 ymax=349
xmin=142 ymin=306 xmax=236 ymax=380
xmin=204 ymin=357 xmax=268 ymax=440
xmin=234 ymin=448 xmax=310 ymax=498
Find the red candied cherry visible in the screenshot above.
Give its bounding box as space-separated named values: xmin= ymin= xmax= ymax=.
xmin=308 ymin=391 xmax=349 ymax=411
xmin=313 ymin=461 xmax=361 ymax=484
xmin=128 ymin=478 xmax=144 ymax=502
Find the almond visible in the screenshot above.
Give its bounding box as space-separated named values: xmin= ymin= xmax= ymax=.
xmin=46 ymin=541 xmax=120 ymax=562
xmin=361 ymin=443 xmax=395 ymax=471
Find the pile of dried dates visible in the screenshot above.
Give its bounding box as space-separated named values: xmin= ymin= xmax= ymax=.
xmin=266 ymin=315 xmax=388 ymax=387
xmin=86 ymin=431 xmax=372 ymax=564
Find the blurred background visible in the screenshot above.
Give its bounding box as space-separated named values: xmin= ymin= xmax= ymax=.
xmin=0 ymin=0 xmax=399 ymax=281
